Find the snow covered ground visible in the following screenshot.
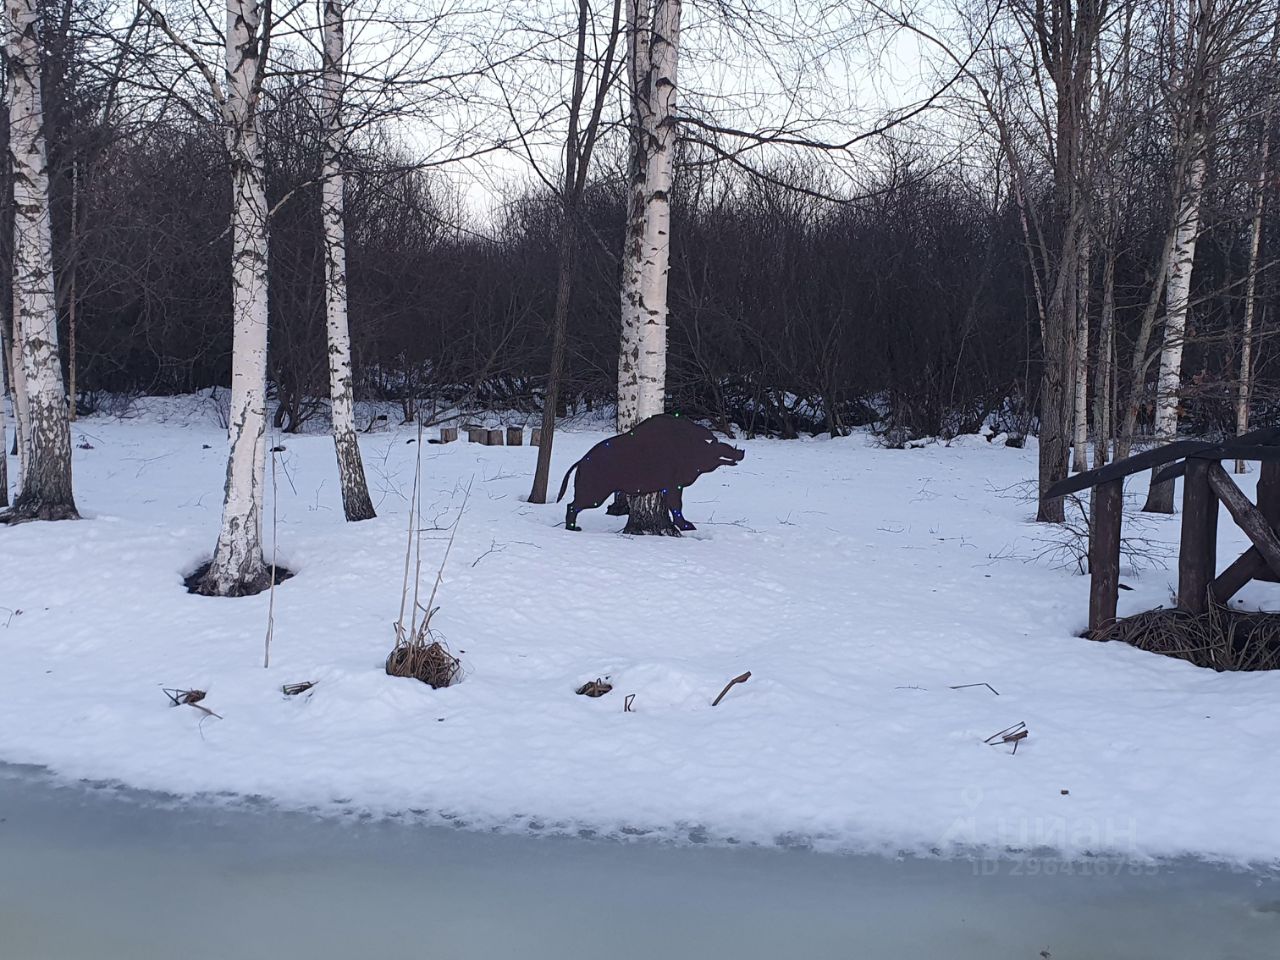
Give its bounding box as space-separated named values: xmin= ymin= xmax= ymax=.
xmin=2 ymin=397 xmax=1279 ymax=865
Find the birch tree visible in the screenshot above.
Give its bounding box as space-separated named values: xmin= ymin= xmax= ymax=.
xmin=1235 ymin=12 xmax=1278 ymax=473
xmin=140 ymin=0 xmax=275 ymax=593
xmin=1071 ymin=223 xmax=1091 ymax=472
xmin=616 ymin=0 xmax=651 ymax=438
xmin=992 ymin=0 xmax=1104 ymax=522
xmin=621 ymin=0 xmax=681 ymax=536
xmin=1093 ymin=208 xmax=1117 ymax=467
xmin=200 ymin=0 xmax=273 ymax=593
xmin=320 ymin=0 xmax=375 ymax=521
xmin=3 ymin=0 xmax=78 ymax=522
xmin=1143 ymin=0 xmax=1216 ymax=513
xmin=604 ymin=0 xmax=651 ymax=520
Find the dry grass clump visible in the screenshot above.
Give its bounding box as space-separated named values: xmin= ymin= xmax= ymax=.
xmin=385 ymin=422 xmax=470 ymax=689
xmin=386 ymin=633 xmax=462 ymax=689
xmin=1096 ymin=604 xmax=1280 ymax=672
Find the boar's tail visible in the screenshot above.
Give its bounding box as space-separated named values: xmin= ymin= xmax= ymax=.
xmin=555 ymin=459 xmax=580 ymax=503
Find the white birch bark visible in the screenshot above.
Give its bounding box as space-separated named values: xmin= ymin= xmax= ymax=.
xmin=1234 ymin=128 xmax=1268 ymax=473
xmin=1143 ymin=135 xmax=1206 ymax=512
xmin=4 ymin=0 xmax=76 ymax=520
xmin=321 ymin=0 xmax=374 ymax=521
xmin=616 ymin=0 xmax=652 ymax=433
xmin=634 ymin=0 xmax=680 ymax=422
xmin=1235 ymin=11 xmax=1276 ymax=471
xmin=1071 ymin=226 xmax=1091 ymax=473
xmin=198 ymin=0 xmax=271 ymax=593
xmin=1093 ymin=246 xmax=1116 ymax=468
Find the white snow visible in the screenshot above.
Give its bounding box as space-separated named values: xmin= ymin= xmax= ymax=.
xmin=2 ymin=398 xmax=1279 ymax=865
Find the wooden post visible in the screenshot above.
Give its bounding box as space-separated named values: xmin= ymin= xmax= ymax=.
xmin=506 ymin=426 xmax=523 ymax=446
xmin=1209 ymin=461 xmax=1280 ymax=602
xmin=1089 ymin=478 xmax=1124 ymax=636
xmin=1178 ymin=458 xmax=1219 ymax=614
xmin=1258 ymin=461 xmax=1280 ymax=523
xmin=439 ymin=426 xmax=458 ymax=444
xmin=531 ymin=428 xmax=542 ymax=446
xmin=1206 ymin=462 xmax=1280 ymax=579
xmin=485 ymin=428 xmax=504 ymax=446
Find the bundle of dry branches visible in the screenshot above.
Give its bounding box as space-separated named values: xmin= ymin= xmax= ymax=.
xmin=1096 ymin=604 xmax=1280 ymax=672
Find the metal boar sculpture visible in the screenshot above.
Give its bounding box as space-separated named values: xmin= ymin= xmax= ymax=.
xmin=556 ymin=414 xmax=745 ymax=531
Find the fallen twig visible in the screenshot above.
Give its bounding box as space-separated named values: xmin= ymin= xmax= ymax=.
xmin=951 ymin=682 xmax=1000 ymax=696
xmin=282 ymin=681 xmax=317 ymax=697
xmin=711 ymin=671 xmax=752 ymax=707
xmin=163 ymin=687 xmax=205 ymax=707
xmin=984 ymin=721 xmax=1028 ymax=754
xmin=162 ymin=687 xmax=223 ymax=720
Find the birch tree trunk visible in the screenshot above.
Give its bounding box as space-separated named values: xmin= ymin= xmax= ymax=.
xmin=1235 ymin=13 xmax=1276 ymax=472
xmin=4 ymin=0 xmax=77 ymax=522
xmin=1143 ymin=136 xmax=1206 ymax=513
xmin=1234 ymin=136 xmax=1267 ymax=473
xmin=1093 ymin=245 xmax=1116 ymax=468
xmin=623 ymin=0 xmax=681 ymax=536
xmin=67 ymin=160 xmax=77 ymax=422
xmin=616 ymin=0 xmax=651 ymax=438
xmin=1071 ymin=225 xmax=1091 ymax=473
xmin=194 ymin=0 xmax=271 ymax=594
xmin=607 ymin=0 xmax=652 ymax=519
xmin=634 ymin=0 xmax=678 ymax=425
xmin=1115 ymin=199 xmax=1178 ymax=460
xmin=321 ymin=0 xmax=374 ymax=521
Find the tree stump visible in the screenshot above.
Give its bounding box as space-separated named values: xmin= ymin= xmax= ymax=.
xmin=439 ymin=426 xmax=457 ymax=444
xmin=506 ymin=426 xmax=523 ymax=446
xmin=623 ymin=490 xmax=680 ymax=536
xmin=485 ymin=428 xmax=504 ymax=446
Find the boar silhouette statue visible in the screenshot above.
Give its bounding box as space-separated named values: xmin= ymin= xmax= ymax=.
xmin=556 ymin=414 xmax=744 ymax=531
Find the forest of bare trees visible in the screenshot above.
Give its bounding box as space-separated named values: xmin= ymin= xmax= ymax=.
xmin=2 ymin=0 xmax=1279 ymax=567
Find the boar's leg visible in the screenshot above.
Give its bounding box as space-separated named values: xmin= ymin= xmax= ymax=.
xmin=565 ymin=503 xmax=582 ymax=531
xmin=605 ymin=493 xmax=630 ymax=516
xmin=666 ymin=487 xmax=696 ymax=531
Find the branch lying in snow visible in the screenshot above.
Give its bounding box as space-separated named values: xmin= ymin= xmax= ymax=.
xmin=951 ymin=682 xmax=1000 ymax=696
xmin=471 ymin=538 xmax=539 ymax=567
xmin=711 ymin=671 xmax=752 ymax=707
xmin=985 ymin=722 xmax=1028 ymax=754
xmin=162 ymin=688 xmax=222 ymax=720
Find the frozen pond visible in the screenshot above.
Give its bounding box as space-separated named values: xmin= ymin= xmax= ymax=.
xmin=1 ymin=764 xmax=1277 ymax=960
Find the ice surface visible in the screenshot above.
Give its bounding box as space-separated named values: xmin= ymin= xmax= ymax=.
xmin=2 ymin=765 xmax=1278 ymax=960
xmin=2 ymin=399 xmax=1280 ymax=864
